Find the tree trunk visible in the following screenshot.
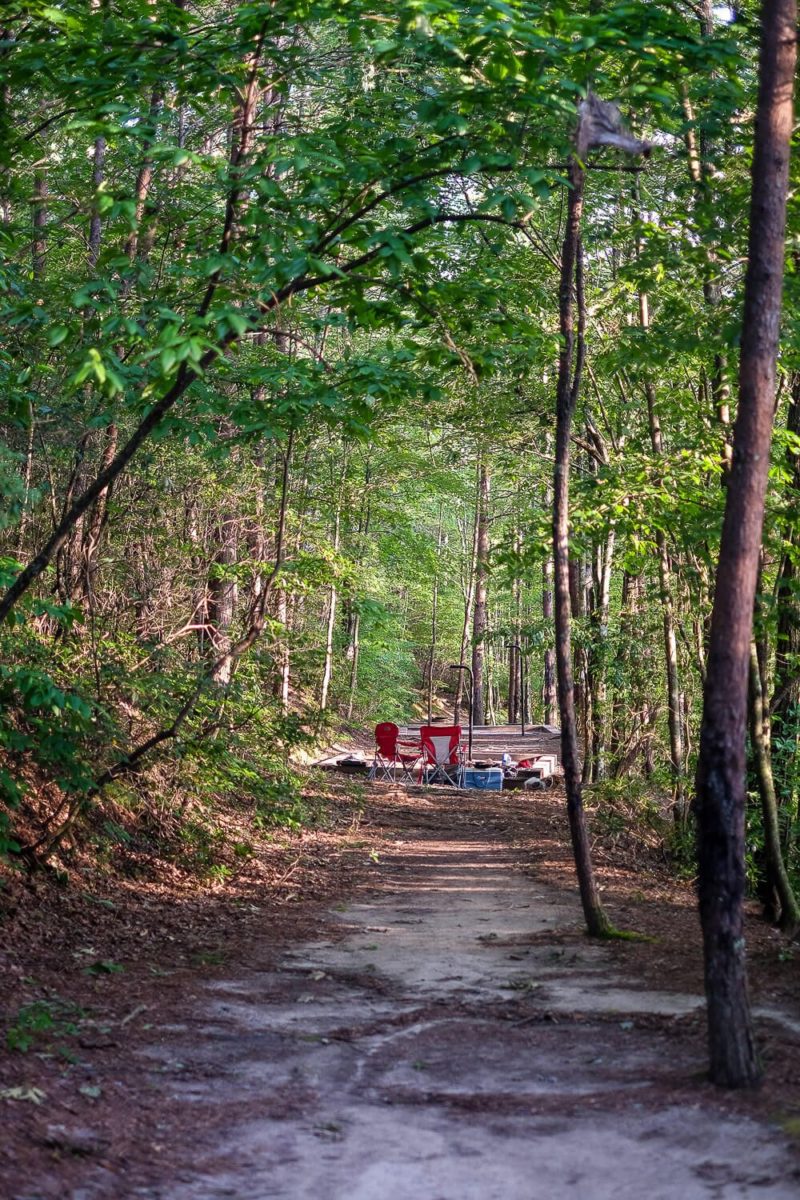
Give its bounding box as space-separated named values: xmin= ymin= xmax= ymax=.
xmin=208 ymin=513 xmax=239 ymax=685
xmin=552 ymin=157 xmax=611 ymax=937
xmin=508 ymin=519 xmax=521 ymax=723
xmin=88 ymin=134 xmax=106 ymax=270
xmin=274 ymin=435 xmax=295 ymax=709
xmin=688 ymin=1 xmax=734 ymax=475
xmin=346 ymin=463 xmax=371 ymax=720
xmin=508 ymin=640 xmax=518 ymax=724
xmin=427 ymin=508 xmax=443 ymax=724
xmin=79 ymin=423 xmax=118 ymax=611
xmin=122 ymin=88 xmax=164 ymax=276
xmin=694 ymin=0 xmax=795 ymax=1088
xmin=471 ymin=459 xmax=490 ymax=727
xmin=542 ymin=486 xmax=556 ymax=726
xmin=32 ymin=169 xmax=47 ymax=280
xmin=772 ymin=375 xmax=800 ymax=821
xmin=588 ymin=527 xmax=614 ymax=783
xmin=610 ymin=571 xmax=651 ymax=776
xmin=454 ymin=494 xmax=479 ymax=726
xmin=320 ymin=475 xmax=345 ymax=712
xmin=640 ymin=291 xmax=687 ymax=817
xmin=345 ymin=609 xmax=360 ymax=721
xmin=486 ymin=625 xmax=497 ymax=726
xmin=749 ymin=643 xmax=800 ymax=933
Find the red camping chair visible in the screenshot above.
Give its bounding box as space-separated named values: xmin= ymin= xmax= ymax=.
xmin=369 ymin=722 xmax=421 ymax=783
xmin=419 ymin=725 xmax=464 ymax=787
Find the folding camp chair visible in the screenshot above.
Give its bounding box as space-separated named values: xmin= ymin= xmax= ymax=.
xmin=419 ymin=725 xmax=464 ymax=787
xmin=369 ymin=722 xmax=421 ymax=783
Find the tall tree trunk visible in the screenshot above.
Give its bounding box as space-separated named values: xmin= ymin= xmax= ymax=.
xmin=588 ymin=527 xmax=614 ymax=783
xmin=640 ymin=290 xmax=687 ymax=817
xmin=122 ymin=88 xmax=164 ymax=280
xmin=0 ymin=33 xmax=12 ymax=224
xmin=552 ymin=157 xmax=611 ymax=937
xmin=79 ymin=423 xmax=117 ymax=611
xmin=274 ymin=434 xmax=295 ymax=709
xmin=486 ymin=621 xmax=497 ymax=726
xmin=345 ymin=608 xmax=360 ymax=721
xmin=320 ymin=473 xmax=345 ymax=712
xmin=76 ymin=114 xmax=117 ymax=611
xmin=749 ymin=643 xmax=800 ymax=933
xmin=508 ymin=588 xmax=519 ymax=723
xmin=774 ymin=375 xmax=800 ymax=710
xmin=32 ymin=168 xmax=47 ymax=280
xmin=346 ymin=463 xmax=371 ymax=721
xmin=508 ymin=641 xmax=519 ymax=724
xmin=56 ymin=431 xmax=92 ymax=606
xmin=542 ymin=483 xmax=557 ymax=725
xmin=208 ymin=513 xmax=239 ymax=685
xmin=687 ymin=0 xmax=733 ymax=474
xmin=610 ymin=571 xmax=650 ymax=776
xmin=570 ymin=553 xmax=592 ymax=784
xmin=507 ymin=514 xmax=521 ymax=723
xmin=274 ymin=586 xmax=291 ymax=711
xmin=88 ymin=134 xmax=106 ymax=270
xmin=772 ymin=374 xmax=800 ymax=821
xmin=426 ymin=507 xmax=444 ymax=723
xmin=266 ymin=335 xmax=293 ymax=710
xmin=454 ymin=494 xmax=479 ymax=726
xmin=471 ymin=459 xmax=490 ymax=727
xmin=694 ymin=0 xmax=795 ymax=1088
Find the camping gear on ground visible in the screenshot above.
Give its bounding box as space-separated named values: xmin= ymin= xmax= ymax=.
xmin=462 ymin=766 xmax=504 ymax=791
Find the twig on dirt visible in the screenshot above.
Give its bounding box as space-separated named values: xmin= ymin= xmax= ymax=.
xmin=119 ymin=1004 xmax=148 ymax=1028
xmin=274 ymin=855 xmax=303 ymax=887
xmin=512 ymin=1011 xmax=560 ymax=1026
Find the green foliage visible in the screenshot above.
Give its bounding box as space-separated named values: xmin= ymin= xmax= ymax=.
xmin=745 ymin=788 xmax=800 ymax=900
xmin=0 ymin=613 xmax=105 ymax=858
xmin=84 ymin=959 xmax=124 ymax=977
xmin=587 ymin=776 xmax=666 ymax=834
xmin=6 ymin=997 xmax=83 ymax=1055
xmin=665 ymin=817 xmax=698 ymax=882
xmin=0 ymin=0 xmax=786 ymax=905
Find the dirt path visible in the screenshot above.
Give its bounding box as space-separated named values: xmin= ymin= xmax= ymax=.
xmin=4 ymin=786 xmax=800 ymax=1198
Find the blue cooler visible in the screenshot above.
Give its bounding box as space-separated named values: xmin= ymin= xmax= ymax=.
xmin=463 ymin=767 xmax=504 ymax=791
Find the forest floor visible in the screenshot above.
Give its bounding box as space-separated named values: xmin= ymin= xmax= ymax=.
xmin=2 ymin=779 xmax=800 ymax=1199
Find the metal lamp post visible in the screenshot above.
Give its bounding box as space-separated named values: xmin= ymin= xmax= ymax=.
xmin=448 ymin=663 xmax=474 ymax=763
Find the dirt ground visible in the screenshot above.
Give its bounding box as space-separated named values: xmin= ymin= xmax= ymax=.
xmin=1 ymin=780 xmax=799 ymax=1199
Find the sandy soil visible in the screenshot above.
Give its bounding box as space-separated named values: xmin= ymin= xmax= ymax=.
xmin=2 ymin=783 xmax=800 ymax=1199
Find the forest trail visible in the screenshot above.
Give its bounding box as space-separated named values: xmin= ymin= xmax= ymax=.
xmin=44 ymin=785 xmax=797 ymax=1200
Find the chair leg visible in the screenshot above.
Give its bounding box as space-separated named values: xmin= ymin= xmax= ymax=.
xmin=371 ymin=755 xmax=394 ymax=783
xmin=427 ymin=764 xmax=454 ymax=786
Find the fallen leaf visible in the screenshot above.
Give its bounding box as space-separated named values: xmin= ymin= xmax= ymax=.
xmin=0 ymin=1086 xmax=47 ymax=1104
